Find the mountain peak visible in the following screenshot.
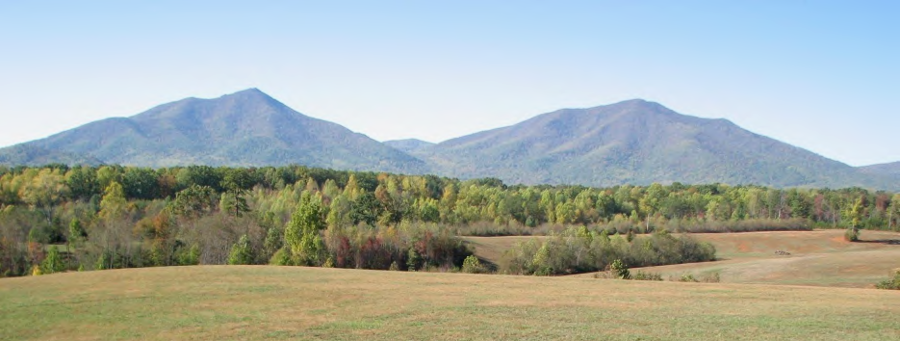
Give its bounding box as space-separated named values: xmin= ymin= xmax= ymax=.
xmin=220 ymin=87 xmax=275 ymax=101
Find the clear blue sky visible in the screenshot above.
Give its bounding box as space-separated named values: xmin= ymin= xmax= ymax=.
xmin=1 ymin=1 xmax=897 ymax=166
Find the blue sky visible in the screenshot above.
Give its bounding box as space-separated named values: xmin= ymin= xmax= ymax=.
xmin=0 ymin=1 xmax=897 ymax=166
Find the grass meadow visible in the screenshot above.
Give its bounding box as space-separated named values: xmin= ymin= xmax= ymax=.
xmin=1 ymin=265 xmax=899 ymax=341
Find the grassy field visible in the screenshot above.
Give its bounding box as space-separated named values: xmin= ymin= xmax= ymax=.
xmin=1 ymin=265 xmax=899 ymax=341
xmin=465 ymin=230 xmax=900 ymax=288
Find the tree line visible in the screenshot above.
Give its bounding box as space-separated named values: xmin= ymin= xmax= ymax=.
xmin=0 ymin=164 xmax=896 ymax=277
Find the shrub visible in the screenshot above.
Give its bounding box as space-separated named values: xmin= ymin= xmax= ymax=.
xmin=269 ymin=247 xmax=292 ymax=266
xmin=31 ymin=264 xmax=42 ymax=276
xmin=462 ymin=255 xmax=487 ymax=274
xmin=675 ymin=272 xmax=720 ymax=283
xmin=844 ymin=228 xmax=859 ymax=242
xmin=610 ymin=259 xmax=630 ymax=279
xmin=631 ymin=271 xmax=663 ymax=281
xmin=679 ymin=273 xmax=697 ymax=282
xmin=700 ymin=272 xmax=721 ymax=283
xmin=500 ymin=227 xmax=716 ymax=275
xmin=875 ymin=271 xmax=900 ymax=290
xmin=227 ymin=235 xmax=254 ymax=265
xmin=40 ymin=245 xmax=66 ymax=274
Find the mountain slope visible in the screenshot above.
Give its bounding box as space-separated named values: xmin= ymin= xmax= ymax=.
xmin=384 ymin=139 xmax=435 ymax=154
xmin=413 ymin=99 xmax=893 ymax=189
xmin=0 ymin=144 xmax=101 ymax=166
xmin=0 ymin=89 xmax=429 ymax=172
xmin=858 ymin=161 xmax=900 ymax=179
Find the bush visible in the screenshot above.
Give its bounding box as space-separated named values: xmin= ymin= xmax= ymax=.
xmin=322 ymin=221 xmax=472 ymax=271
xmin=462 ymin=255 xmax=487 ymax=274
xmin=631 ymin=271 xmax=663 ymax=281
xmin=844 ymin=228 xmax=859 ymax=242
xmin=662 ymin=218 xmax=811 ymax=233
xmin=269 ymin=247 xmax=292 ymax=266
xmin=675 ymin=272 xmax=720 ymax=283
xmin=875 ymin=271 xmax=900 ymax=290
xmin=679 ymin=273 xmax=697 ymax=282
xmin=40 ymin=245 xmax=66 ymax=274
xmin=227 ymin=235 xmax=254 ymax=265
xmin=500 ymin=227 xmax=716 ymax=276
xmin=609 ymin=259 xmax=630 ymax=279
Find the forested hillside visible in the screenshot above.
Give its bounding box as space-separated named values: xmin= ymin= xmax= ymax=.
xmin=0 ymin=89 xmax=428 ymax=172
xmin=1 ymin=90 xmax=896 ymax=190
xmin=1 ymin=164 xmax=896 ymax=278
xmin=859 ymin=161 xmax=900 ymax=179
xmin=411 ymin=99 xmax=895 ymax=189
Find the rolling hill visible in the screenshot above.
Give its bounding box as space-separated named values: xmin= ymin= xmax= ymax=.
xmin=0 ymin=89 xmax=429 ymax=173
xmin=410 ymin=99 xmax=895 ymax=189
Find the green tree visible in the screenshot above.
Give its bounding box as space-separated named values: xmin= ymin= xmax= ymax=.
xmin=221 ymin=169 xmax=252 ymax=217
xmin=20 ymin=169 xmax=70 ymax=226
xmin=65 ymin=166 xmax=99 ymax=200
xmin=227 ymin=235 xmax=254 ymax=265
xmin=844 ymin=197 xmax=864 ymax=242
xmin=40 ymin=245 xmax=65 ymax=274
xmin=68 ymin=218 xmax=86 ymax=249
xmin=98 ymin=182 xmax=128 ymax=221
xmin=122 ymin=167 xmax=159 ymax=200
xmin=285 ymin=193 xmax=327 ymax=265
xmin=170 ymin=185 xmax=215 ymax=218
xmin=407 ymin=247 xmax=421 ymax=271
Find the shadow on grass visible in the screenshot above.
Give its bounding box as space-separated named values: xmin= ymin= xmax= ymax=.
xmin=856 ymin=239 xmax=900 ymax=245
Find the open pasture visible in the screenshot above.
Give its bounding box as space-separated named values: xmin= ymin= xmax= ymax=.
xmin=466 ymin=230 xmax=900 ymax=288
xmin=1 ymin=265 xmax=898 ymax=340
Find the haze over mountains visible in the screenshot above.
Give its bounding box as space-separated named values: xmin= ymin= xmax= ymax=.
xmin=1 ymin=89 xmax=896 ymax=190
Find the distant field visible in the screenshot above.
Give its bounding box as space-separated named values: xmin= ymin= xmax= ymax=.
xmin=1 ymin=266 xmax=899 ymax=341
xmin=465 ymin=230 xmax=900 ymax=288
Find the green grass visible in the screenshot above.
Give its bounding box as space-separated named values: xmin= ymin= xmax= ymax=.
xmin=1 ymin=266 xmax=899 ymax=340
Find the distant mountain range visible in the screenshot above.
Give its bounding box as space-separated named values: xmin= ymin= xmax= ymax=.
xmin=859 ymin=162 xmax=900 ymax=179
xmin=0 ymin=89 xmax=427 ymax=173
xmin=1 ymin=89 xmax=896 ymax=190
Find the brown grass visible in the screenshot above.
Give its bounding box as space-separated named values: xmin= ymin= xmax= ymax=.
xmin=1 ymin=266 xmax=899 ymax=340
xmin=467 ymin=230 xmax=900 ymax=288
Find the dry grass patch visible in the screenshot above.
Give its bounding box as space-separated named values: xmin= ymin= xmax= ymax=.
xmin=1 ymin=266 xmax=899 ymax=341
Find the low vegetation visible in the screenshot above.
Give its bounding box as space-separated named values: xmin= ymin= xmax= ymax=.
xmin=500 ymin=227 xmax=716 ymax=275
xmin=876 ymin=270 xmax=900 ymax=290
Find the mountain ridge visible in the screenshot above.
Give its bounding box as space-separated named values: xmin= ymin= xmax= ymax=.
xmin=0 ymin=89 xmax=429 ymax=173
xmin=410 ymin=99 xmax=893 ymax=189
xmin=0 ymin=89 xmax=894 ymax=190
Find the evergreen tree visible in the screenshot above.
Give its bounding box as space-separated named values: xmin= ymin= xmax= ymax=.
xmin=40 ymin=245 xmax=65 ymax=274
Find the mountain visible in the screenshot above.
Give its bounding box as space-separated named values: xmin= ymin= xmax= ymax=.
xmin=411 ymin=99 xmax=895 ymax=189
xmin=384 ymin=139 xmax=435 ymax=154
xmin=0 ymin=144 xmax=101 ymax=166
xmin=1 ymin=91 xmax=894 ymax=190
xmin=0 ymin=89 xmax=429 ymax=172
xmin=859 ymin=162 xmax=900 ymax=178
